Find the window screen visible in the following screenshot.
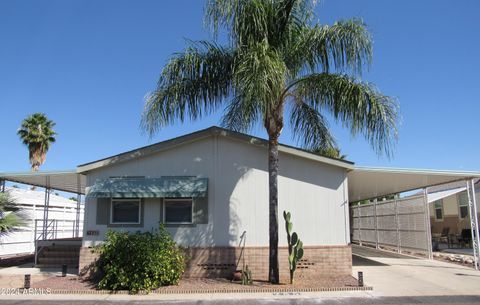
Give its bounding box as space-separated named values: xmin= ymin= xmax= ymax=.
xmin=434 ymin=200 xmax=443 ymax=220
xmin=164 ymin=199 xmax=193 ymax=224
xmin=111 ymin=200 xmax=140 ymax=224
xmin=458 ymin=192 xmax=469 ymax=219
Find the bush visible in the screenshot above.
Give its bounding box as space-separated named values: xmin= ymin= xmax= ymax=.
xmin=97 ymin=225 xmax=185 ymax=293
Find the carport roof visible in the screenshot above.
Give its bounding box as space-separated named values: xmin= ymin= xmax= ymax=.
xmin=348 ymin=166 xmax=480 ymax=202
xmin=2 ymin=166 xmax=480 ymax=200
xmin=0 ymin=170 xmax=85 ymax=194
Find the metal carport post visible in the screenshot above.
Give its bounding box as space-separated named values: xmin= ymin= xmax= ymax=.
xmin=467 ymin=179 xmax=480 ymax=270
xmin=75 ymin=174 xmax=82 ymax=237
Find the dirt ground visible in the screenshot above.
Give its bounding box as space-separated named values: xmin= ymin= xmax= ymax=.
xmin=0 ymin=274 xmax=361 ymax=293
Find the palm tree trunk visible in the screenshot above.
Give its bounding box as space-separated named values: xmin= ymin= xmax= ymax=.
xmin=268 ymin=136 xmax=280 ymax=284
xmin=30 ymin=163 xmax=39 ymax=190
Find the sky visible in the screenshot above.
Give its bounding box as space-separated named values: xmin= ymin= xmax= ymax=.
xmin=0 ymin=0 xmax=479 ymax=176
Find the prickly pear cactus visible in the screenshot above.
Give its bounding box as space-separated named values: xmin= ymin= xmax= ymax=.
xmin=283 ymin=211 xmax=304 ymax=284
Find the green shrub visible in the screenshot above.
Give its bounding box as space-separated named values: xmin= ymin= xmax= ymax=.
xmin=97 ymin=225 xmax=185 ymax=293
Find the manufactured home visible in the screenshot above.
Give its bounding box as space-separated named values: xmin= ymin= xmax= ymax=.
xmin=1 ymin=126 xmax=479 ymax=277
xmin=77 ymin=127 xmax=353 ymax=280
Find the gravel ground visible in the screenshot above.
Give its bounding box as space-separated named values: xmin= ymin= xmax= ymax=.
xmin=29 ymin=275 xmax=359 ymax=292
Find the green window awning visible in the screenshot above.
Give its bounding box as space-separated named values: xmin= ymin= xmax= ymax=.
xmin=86 ymin=177 xmax=208 ymax=198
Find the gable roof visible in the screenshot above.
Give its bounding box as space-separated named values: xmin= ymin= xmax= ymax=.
xmin=77 ymin=126 xmax=354 ymax=173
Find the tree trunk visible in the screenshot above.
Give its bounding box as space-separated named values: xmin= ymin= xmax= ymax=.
xmin=30 ymin=163 xmax=39 ymax=190
xmin=268 ymin=136 xmax=280 ymax=284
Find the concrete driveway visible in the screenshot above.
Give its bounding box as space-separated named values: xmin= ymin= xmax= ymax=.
xmin=352 ymin=245 xmax=480 ymax=296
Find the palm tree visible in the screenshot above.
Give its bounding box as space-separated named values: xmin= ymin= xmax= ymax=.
xmin=142 ymin=0 xmax=398 ymax=284
xmin=0 ymin=192 xmax=26 ymax=236
xmin=17 ymin=113 xmax=57 ymax=172
xmin=314 ymin=146 xmax=346 ymax=160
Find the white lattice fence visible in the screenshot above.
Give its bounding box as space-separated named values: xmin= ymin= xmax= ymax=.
xmin=351 ymin=195 xmax=431 ymax=256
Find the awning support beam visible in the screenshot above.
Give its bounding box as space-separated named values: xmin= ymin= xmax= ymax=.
xmin=42 ymin=176 xmax=51 ymax=240
xmin=468 ymin=179 xmax=480 ymax=270
xmin=423 ymin=187 xmax=433 ymax=259
xmin=373 ymin=199 xmax=379 ymax=249
xmin=75 ymin=175 xmax=81 ymax=238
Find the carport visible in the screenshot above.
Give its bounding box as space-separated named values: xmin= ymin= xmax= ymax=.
xmin=0 ymin=170 xmax=86 ymax=240
xmin=348 ymin=167 xmax=480 ymax=270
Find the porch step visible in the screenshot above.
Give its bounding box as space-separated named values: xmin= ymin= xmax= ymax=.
xmin=36 ymin=257 xmax=79 ymax=266
xmin=37 ymin=244 xmax=80 ymax=268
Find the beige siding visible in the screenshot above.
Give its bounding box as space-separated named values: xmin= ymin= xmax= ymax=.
xmin=82 ymin=135 xmax=349 ymax=248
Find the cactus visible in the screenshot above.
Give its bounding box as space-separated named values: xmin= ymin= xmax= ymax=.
xmin=283 ymin=211 xmax=304 ymax=284
xmin=241 ymin=265 xmax=252 ymax=285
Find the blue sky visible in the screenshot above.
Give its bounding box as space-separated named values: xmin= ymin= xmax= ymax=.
xmin=0 ymin=0 xmax=479 ymax=174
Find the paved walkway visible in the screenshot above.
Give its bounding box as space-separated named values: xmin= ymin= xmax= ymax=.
xmin=352 ymin=245 xmax=480 ymax=297
xmin=0 ymin=263 xmax=77 ymax=288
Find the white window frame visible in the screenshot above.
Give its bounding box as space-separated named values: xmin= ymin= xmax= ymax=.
xmin=457 ymin=192 xmax=469 ymax=219
xmin=163 ymin=198 xmax=194 ymax=225
xmin=434 ymin=199 xmax=444 ymax=221
xmin=110 ymin=198 xmax=141 ymax=225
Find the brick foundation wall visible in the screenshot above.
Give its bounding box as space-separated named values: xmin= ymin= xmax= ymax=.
xmin=183 ymin=245 xmax=352 ymax=282
xmin=78 ymin=247 xmax=100 ymax=277
xmin=78 ymin=244 xmax=352 ymax=282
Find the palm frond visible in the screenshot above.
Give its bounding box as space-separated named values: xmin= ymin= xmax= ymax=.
xmin=289 ymin=97 xmax=336 ymax=151
xmin=234 ymin=41 xmax=287 ymax=113
xmin=292 ymin=73 xmax=398 ymax=156
xmin=0 ymin=192 xmax=27 ymax=236
xmin=287 ymin=19 xmax=372 ymax=76
xmin=17 ymin=113 xmax=56 ymax=170
xmin=220 ymin=94 xmax=260 ymax=132
xmin=205 ymin=0 xmax=273 ymax=47
xmin=141 ymin=41 xmax=235 ymax=136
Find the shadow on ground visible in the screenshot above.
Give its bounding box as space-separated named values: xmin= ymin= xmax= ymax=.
xmin=352 ymin=254 xmax=389 ymax=266
xmin=352 ymin=245 xmax=417 ymax=259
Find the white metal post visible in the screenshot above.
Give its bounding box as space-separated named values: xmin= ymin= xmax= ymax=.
xmin=34 ymin=220 xmax=38 ymax=265
xmin=75 ymin=175 xmax=81 ymax=238
xmin=374 ymin=199 xmax=379 ymax=249
xmin=75 ymin=193 xmax=81 ymax=238
xmin=468 ymin=180 xmax=480 ymax=270
xmin=395 ymin=198 xmax=401 ymax=253
xmin=423 ymin=188 xmax=433 ymax=259
xmin=357 ymin=202 xmax=362 ymax=246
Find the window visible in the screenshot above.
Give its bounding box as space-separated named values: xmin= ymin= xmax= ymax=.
xmin=164 ymin=199 xmax=193 ymax=224
xmin=434 ymin=200 xmax=443 ymax=221
xmin=458 ymin=192 xmax=469 ymax=219
xmin=111 ymin=199 xmax=141 ymax=224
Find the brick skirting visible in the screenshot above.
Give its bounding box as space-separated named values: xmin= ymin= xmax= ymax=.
xmin=79 ymin=247 xmax=101 ymax=277
xmin=183 ymin=245 xmax=352 ymax=282
xmin=78 ymin=245 xmax=352 ymax=282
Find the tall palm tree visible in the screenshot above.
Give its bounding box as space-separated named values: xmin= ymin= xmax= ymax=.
xmin=0 ymin=191 xmax=26 ymax=236
xmin=17 ymin=113 xmax=57 ymax=172
xmin=142 ymin=0 xmax=398 ymax=283
xmin=314 ymin=146 xmax=347 ymax=160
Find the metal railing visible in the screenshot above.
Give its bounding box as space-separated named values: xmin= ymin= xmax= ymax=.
xmin=34 ymin=219 xmax=78 ymax=265
xmin=34 ymin=219 xmax=77 ymax=241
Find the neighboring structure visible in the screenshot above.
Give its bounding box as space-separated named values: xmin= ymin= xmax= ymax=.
xmin=77 ymin=127 xmax=353 ymax=281
xmin=0 ymin=186 xmax=84 ymax=256
xmin=428 ymin=179 xmax=480 ymax=236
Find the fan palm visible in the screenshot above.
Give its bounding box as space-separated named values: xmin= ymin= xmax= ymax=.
xmin=0 ymin=191 xmax=26 ymax=236
xmin=142 ymin=0 xmax=398 ymax=283
xmin=17 ymin=113 xmax=57 ymax=172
